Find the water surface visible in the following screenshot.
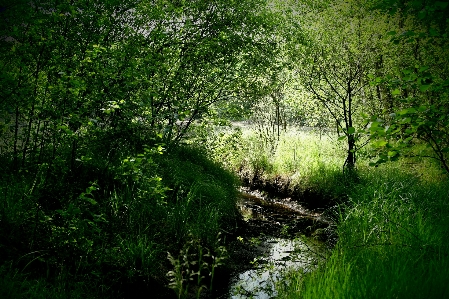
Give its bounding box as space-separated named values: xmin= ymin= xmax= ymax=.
xmin=227 ymin=189 xmax=331 ymax=298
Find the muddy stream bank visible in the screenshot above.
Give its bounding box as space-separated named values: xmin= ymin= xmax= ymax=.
xmin=121 ymin=185 xmax=336 ymax=299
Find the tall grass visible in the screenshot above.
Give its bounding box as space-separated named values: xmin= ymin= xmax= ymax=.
xmin=0 ymin=145 xmax=238 ymax=298
xmin=200 ymin=124 xmax=449 ymax=298
xmin=277 ymin=163 xmax=449 ymax=298
xmin=270 ymin=129 xmax=350 ymax=198
xmin=201 ymin=126 xmax=353 ymax=204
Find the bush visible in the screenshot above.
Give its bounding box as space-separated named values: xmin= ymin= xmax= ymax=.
xmin=0 ymin=143 xmax=239 ymax=298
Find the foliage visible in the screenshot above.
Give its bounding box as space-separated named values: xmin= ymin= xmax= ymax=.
xmin=291 ymin=0 xmax=392 ymax=168
xmin=0 ymin=145 xmax=238 ymax=298
xmin=364 ymin=0 xmax=449 ymax=172
xmin=0 ymin=0 xmax=282 ymax=296
xmin=2 ymin=0 xmax=449 ymax=297
xmin=166 ymin=233 xmax=227 ymax=299
xmin=277 ymin=163 xmax=449 ymax=298
xmin=206 ymin=125 xmax=352 ymax=206
xmin=0 ymin=0 xmax=282 ymax=174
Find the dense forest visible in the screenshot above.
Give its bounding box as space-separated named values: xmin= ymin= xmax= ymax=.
xmin=1 ymin=0 xmax=448 ymax=298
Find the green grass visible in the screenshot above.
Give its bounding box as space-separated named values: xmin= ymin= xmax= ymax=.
xmin=201 ymin=126 xmax=354 ymax=204
xmin=276 ymin=163 xmax=449 ymax=298
xmin=0 ymin=263 xmax=105 ymax=299
xmin=200 ymin=125 xmax=449 ymax=298
xmin=4 ymin=123 xmax=448 ymax=298
xmin=0 ymin=145 xmax=238 ymax=298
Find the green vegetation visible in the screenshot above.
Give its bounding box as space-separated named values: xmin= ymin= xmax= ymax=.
xmin=1 ymin=0 xmax=449 ymax=297
xmin=0 ymin=145 xmax=238 ymax=298
xmin=276 ymin=160 xmax=449 ymax=298
xmin=197 ymin=126 xmax=350 ymax=203
xmin=0 ymin=0 xmax=279 ymax=297
xmin=202 ymin=125 xmax=449 ymax=298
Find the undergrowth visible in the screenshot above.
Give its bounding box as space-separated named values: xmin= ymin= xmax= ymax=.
xmin=276 ymin=163 xmax=449 ymax=298
xmin=195 ymin=124 xmax=449 ymax=298
xmin=196 ymin=125 xmax=353 ymax=206
xmin=0 ymin=143 xmax=237 ymax=298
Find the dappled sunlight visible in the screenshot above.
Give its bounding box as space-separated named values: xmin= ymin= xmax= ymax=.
xmin=1 ymin=0 xmax=448 ymax=297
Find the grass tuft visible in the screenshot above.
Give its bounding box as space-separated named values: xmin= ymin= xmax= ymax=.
xmin=277 ymin=163 xmax=449 ymax=298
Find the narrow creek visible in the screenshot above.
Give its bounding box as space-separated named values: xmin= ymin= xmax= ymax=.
xmin=224 ymin=187 xmax=334 ymax=299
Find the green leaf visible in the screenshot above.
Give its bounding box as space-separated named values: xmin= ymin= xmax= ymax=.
xmin=402 ymin=117 xmax=412 ymax=124
xmin=418 ymin=66 xmax=430 ymax=72
xmin=374 ymin=140 xmax=388 ymax=147
xmin=392 ymin=89 xmax=401 ymax=95
xmin=387 ymin=151 xmax=397 ymax=157
xmin=398 ymin=108 xmax=416 ymax=115
xmin=419 ymin=84 xmax=431 ymax=92
xmin=370 ymin=125 xmax=384 ymax=133
xmin=418 ymin=105 xmax=427 ymax=112
xmin=84 ymin=197 xmax=98 ymax=205
xmin=347 ymin=127 xmax=355 ymax=135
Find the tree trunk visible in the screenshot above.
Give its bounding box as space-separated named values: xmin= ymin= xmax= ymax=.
xmin=13 ymin=106 xmax=19 ymax=171
xmin=346 ymin=134 xmax=356 ymax=169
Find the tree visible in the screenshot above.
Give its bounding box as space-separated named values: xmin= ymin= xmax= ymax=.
xmin=366 ymin=0 xmax=449 ymax=173
xmin=0 ymin=0 xmax=282 ymax=173
xmin=294 ymin=0 xmax=389 ymax=169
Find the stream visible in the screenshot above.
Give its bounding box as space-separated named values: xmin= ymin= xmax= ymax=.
xmin=224 ymin=188 xmax=334 ymax=299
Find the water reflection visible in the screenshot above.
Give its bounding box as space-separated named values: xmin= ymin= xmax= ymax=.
xmin=228 ymin=189 xmax=330 ymax=299
xmin=229 ymin=237 xmax=320 ymax=299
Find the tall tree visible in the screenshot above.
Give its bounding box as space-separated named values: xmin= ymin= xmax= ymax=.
xmin=0 ymin=0 xmax=282 ymax=173
xmin=366 ymin=0 xmax=449 ymax=173
xmin=294 ymin=0 xmax=389 ymax=168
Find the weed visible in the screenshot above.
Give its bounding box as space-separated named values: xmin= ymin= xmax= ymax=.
xmin=0 ymin=145 xmax=238 ymax=298
xmin=167 ymin=233 xmax=228 ymax=299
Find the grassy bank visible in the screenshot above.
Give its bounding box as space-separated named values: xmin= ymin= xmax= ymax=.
xmin=201 ymin=125 xmax=449 ymax=298
xmin=198 ymin=126 xmax=352 ymax=207
xmin=0 ymin=145 xmax=238 ymax=298
xmin=277 ymin=162 xmax=449 ymax=298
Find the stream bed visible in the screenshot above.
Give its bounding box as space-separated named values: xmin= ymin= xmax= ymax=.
xmin=225 ymin=188 xmax=334 ymax=299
